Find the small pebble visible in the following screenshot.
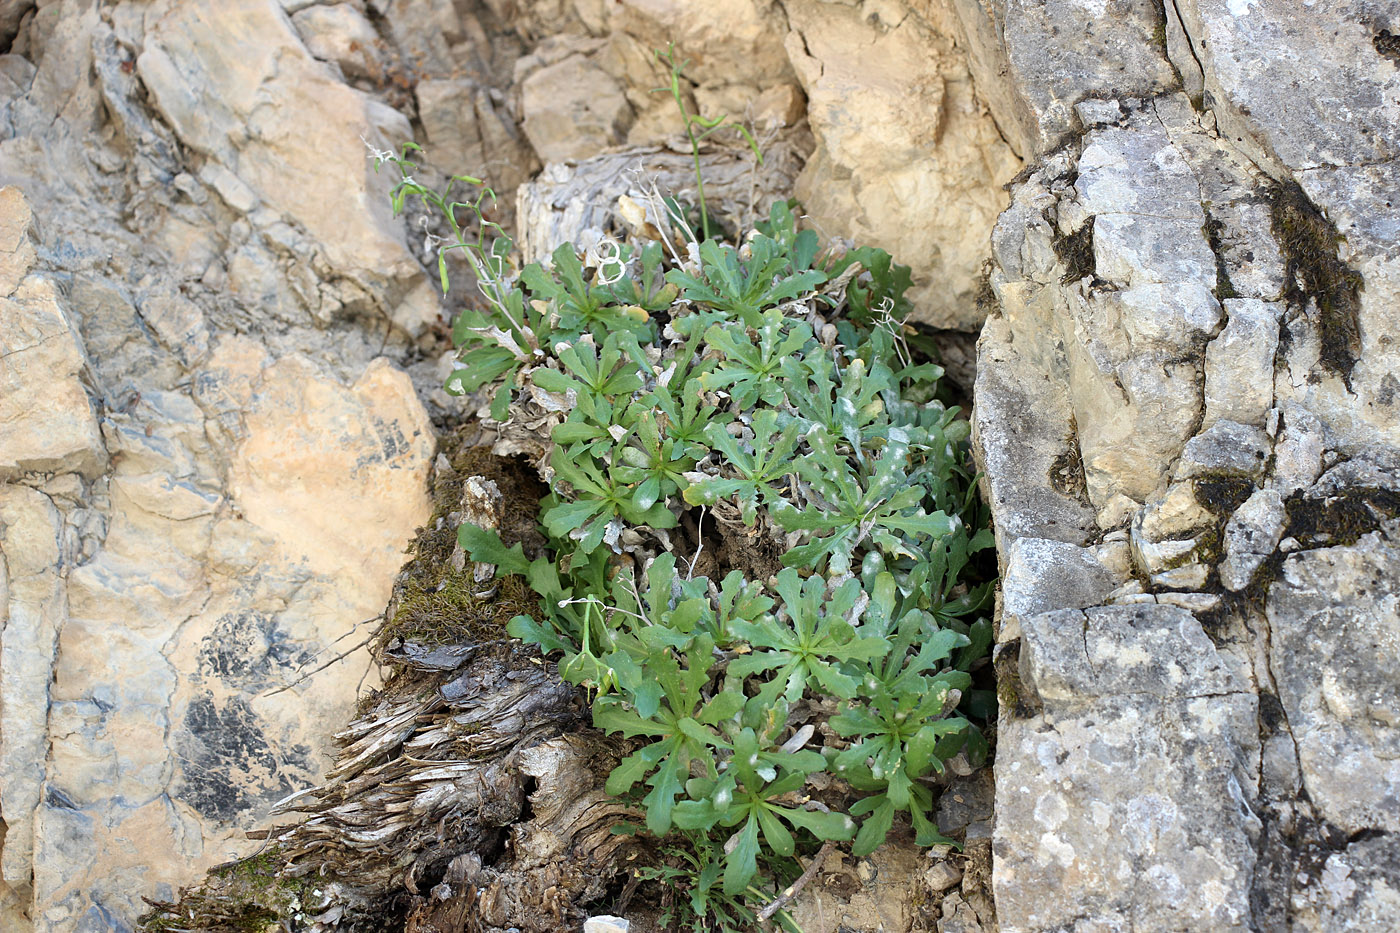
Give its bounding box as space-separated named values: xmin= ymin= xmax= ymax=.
xmin=583 ymin=916 xmax=630 ymax=933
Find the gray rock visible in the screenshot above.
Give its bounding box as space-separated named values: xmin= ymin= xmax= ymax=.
xmin=999 ymin=0 xmax=1178 ymax=154
xmin=1311 ymin=455 xmax=1400 ymax=497
xmin=937 ymin=890 xmax=985 ymax=933
xmin=1175 ymin=419 xmax=1272 ymax=481
xmin=972 ymin=314 xmax=1099 ymax=548
xmin=1267 ymin=527 xmax=1400 ymax=834
xmin=1204 ymin=299 xmax=1282 ymax=430
xmin=964 ymin=0 xmax=1400 ymax=928
xmin=925 ymin=860 xmax=964 ymax=894
xmin=1271 ymin=404 xmax=1327 ymax=496
xmin=936 ymin=771 xmax=995 ymax=838
xmin=1020 ymin=604 xmax=1250 ymax=704
xmin=1219 ymin=488 xmax=1286 ymax=592
xmin=1173 ymin=0 xmax=1400 ymax=453
xmin=998 ymin=607 xmax=1259 ymax=932
xmin=1291 ymin=835 xmax=1400 ymax=932
xmin=998 ymin=537 xmax=1122 ymax=642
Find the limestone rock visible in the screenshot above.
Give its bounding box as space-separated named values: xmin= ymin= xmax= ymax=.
xmin=1290 ymin=836 xmax=1400 ymax=932
xmin=966 ymin=0 xmax=1400 ymax=919
xmin=0 ymin=1 xmax=443 ymax=926
xmin=1174 ymin=419 xmax=1271 ymax=482
xmin=998 ymin=536 xmax=1121 ymax=642
xmin=972 ymin=314 xmax=1099 ymax=549
xmin=0 ymin=486 xmax=64 ymax=887
xmin=0 ymin=182 xmax=36 ymax=293
xmin=611 ymin=0 xmax=792 ymax=88
xmin=227 ymin=353 xmax=434 ymax=582
xmin=137 ymin=0 xmax=429 ymax=334
xmin=999 ymin=0 xmax=1179 ymax=154
xmin=291 ymin=2 xmax=385 ymax=81
xmin=367 ymin=0 xmax=464 ymax=76
xmin=1203 ymin=299 xmax=1282 ymax=429
xmin=1267 ymin=527 xmax=1400 ymax=835
xmin=1271 ymin=404 xmax=1326 ymax=497
xmin=520 ymin=53 xmax=633 ymax=163
xmin=417 ymin=77 xmax=539 ymax=192
xmin=0 ymin=190 xmax=104 ymax=481
xmin=998 ymin=605 xmax=1259 ymax=932
xmin=1218 ymin=487 xmax=1285 ymax=592
xmin=1173 ymin=0 xmax=1400 ymax=452
xmin=784 ymin=0 xmax=1020 ymax=330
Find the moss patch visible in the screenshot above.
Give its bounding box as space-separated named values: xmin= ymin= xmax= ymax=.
xmin=994 ymin=642 xmax=1038 ymax=720
xmin=377 ymin=426 xmax=548 ymax=657
xmin=1283 ymin=487 xmax=1400 ymax=549
xmin=1193 ymin=476 xmax=1256 ymax=515
xmin=1268 ymin=181 xmax=1363 ymax=388
xmin=1375 ymin=30 xmax=1400 ymax=66
xmin=1049 ymin=425 xmax=1090 ymax=505
xmin=1202 ymin=207 xmax=1239 ymax=301
xmin=1053 ymin=220 xmax=1096 ymax=285
xmin=383 ymin=571 xmax=538 ymax=651
xmin=139 ymin=849 xmax=315 ymax=933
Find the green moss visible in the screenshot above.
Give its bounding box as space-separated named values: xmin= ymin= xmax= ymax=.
xmin=994 ymin=643 xmax=1037 ymax=720
xmin=1192 ymin=476 xmax=1256 ymax=515
xmin=380 ymin=571 xmax=537 ymax=651
xmin=973 ymin=265 xmax=998 ymax=318
xmin=1268 ymin=181 xmax=1363 ymax=388
xmin=1201 ymin=208 xmax=1239 ymax=301
xmin=1053 ymin=221 xmax=1096 ymax=285
xmin=1283 ymin=487 xmax=1400 ymax=549
xmin=1375 ymin=30 xmax=1400 ymax=67
xmin=139 ymin=848 xmax=313 ymax=933
xmin=375 ymin=429 xmax=548 ymax=657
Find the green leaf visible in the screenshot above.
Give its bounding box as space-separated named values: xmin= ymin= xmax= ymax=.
xmin=757 ymin=806 xmax=795 ymax=857
xmin=457 ymin=523 xmax=531 ymax=576
xmin=782 ymin=807 xmax=857 ymax=842
xmin=506 ymin=615 xmax=572 ymax=655
xmin=543 ymin=499 xmax=606 ymax=537
xmin=722 ymin=816 xmax=761 ymax=896
xmin=607 ymin=748 xmax=655 ymax=795
xmin=852 ymin=798 xmax=896 ymax=857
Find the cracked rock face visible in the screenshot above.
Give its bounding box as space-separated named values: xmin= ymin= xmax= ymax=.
xmin=0 ymin=1 xmax=1023 ymax=929
xmin=3 ymin=0 xmax=1398 ymax=930
xmin=965 ymin=0 xmax=1400 ymax=927
xmin=0 ymin=1 xmax=444 ymax=928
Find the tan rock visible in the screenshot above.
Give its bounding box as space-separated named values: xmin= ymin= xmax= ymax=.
xmin=291 ymin=2 xmax=384 ymax=80
xmin=613 ymin=0 xmax=793 ymax=88
xmin=693 ymin=81 xmax=805 ymax=131
xmin=231 ymin=354 xmax=434 ymax=581
xmin=0 ymin=274 xmax=105 ymax=481
xmin=0 ymin=486 xmax=64 ymax=887
xmin=416 ymin=77 xmax=539 ymax=191
xmin=42 ymin=350 xmax=434 ymax=927
xmin=137 ymin=0 xmax=425 ymax=327
xmin=0 ymin=185 xmax=37 ymax=296
xmin=521 ymin=53 xmax=634 ymax=163
xmin=1137 ymin=482 xmax=1214 ymax=543
xmin=784 ymin=1 xmax=1020 ymax=330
